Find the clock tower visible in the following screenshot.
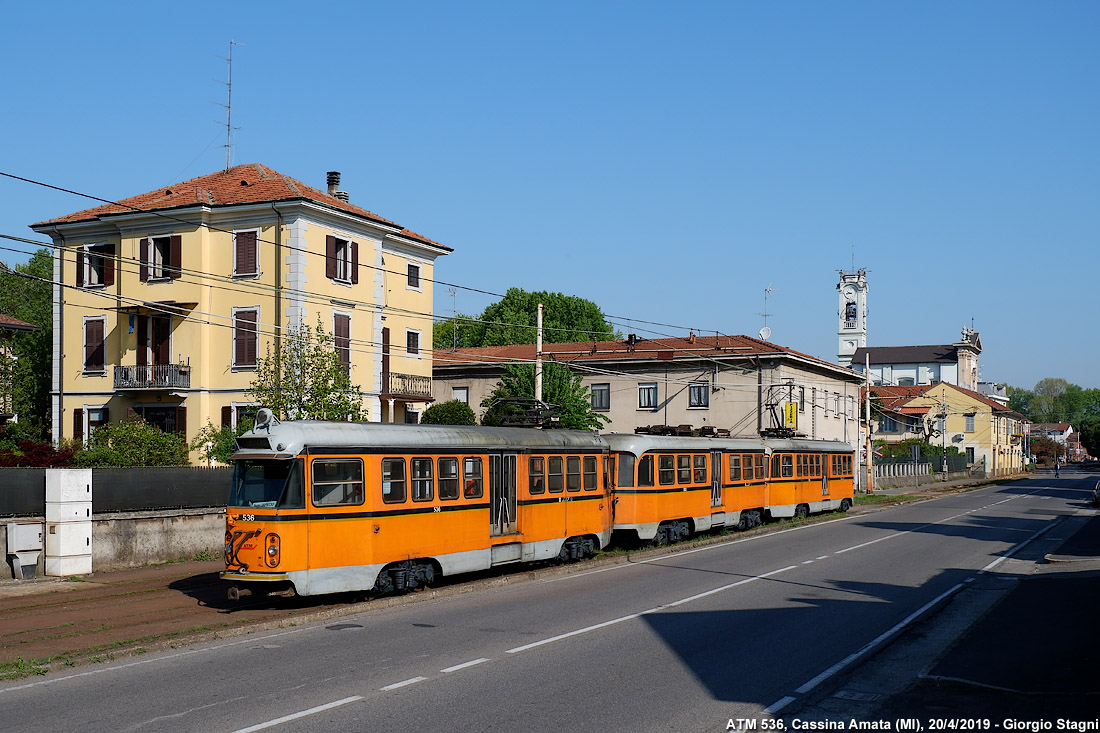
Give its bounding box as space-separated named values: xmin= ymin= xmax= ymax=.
xmin=837 ymin=268 xmax=867 ymax=367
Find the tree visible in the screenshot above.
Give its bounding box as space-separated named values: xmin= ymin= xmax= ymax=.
xmin=72 ymin=415 xmax=189 ymax=467
xmin=250 ymin=317 xmax=365 ymax=421
xmin=480 ymin=362 xmax=609 ymax=431
xmin=434 ymin=288 xmax=619 ymax=350
xmin=1079 ymin=416 xmax=1100 ymax=459
xmin=420 ymin=400 xmax=477 ymax=425
xmin=1007 ymin=385 xmax=1033 ymax=417
xmin=1029 ymin=435 xmax=1063 ymax=465
xmin=0 ymin=249 xmax=53 ymax=439
xmin=190 ymin=414 xmax=255 ymax=464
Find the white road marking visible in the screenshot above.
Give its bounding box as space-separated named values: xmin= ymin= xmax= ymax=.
xmin=232 ymin=696 xmax=363 ymax=732
xmin=505 ymin=566 xmax=796 ymax=654
xmin=441 ymin=658 xmax=489 ymax=673
xmin=380 ymin=676 xmax=427 ymax=691
xmin=765 ymin=696 xmax=796 ymax=714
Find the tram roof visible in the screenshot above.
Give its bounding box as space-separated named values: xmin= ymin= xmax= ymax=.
xmin=601 ymin=432 xmax=767 ymax=455
xmin=232 ymin=420 xmax=609 ymax=459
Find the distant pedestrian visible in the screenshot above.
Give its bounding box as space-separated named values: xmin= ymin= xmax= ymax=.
xmin=1055 ymin=462 xmax=1060 ymax=478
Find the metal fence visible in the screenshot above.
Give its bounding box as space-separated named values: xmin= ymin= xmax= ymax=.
xmin=875 ymin=454 xmax=970 ymax=473
xmin=0 ymin=466 xmax=230 ymax=517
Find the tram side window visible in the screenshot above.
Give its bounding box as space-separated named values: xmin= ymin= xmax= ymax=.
xmin=693 ymin=454 xmax=707 ymax=483
xmin=462 ymin=457 xmax=483 ymax=498
xmin=637 ymin=454 xmax=654 ymax=487
xmin=782 ymin=455 xmax=794 ymax=477
xmin=411 ymin=458 xmax=434 ymax=502
xmin=583 ymin=455 xmax=598 ymax=490
xmin=566 ymin=456 xmax=581 ymax=492
xmin=312 ymin=459 xmax=365 ymax=507
xmin=729 ymin=455 xmax=742 ymax=481
xmin=529 ymin=457 xmax=546 ymax=495
xmin=617 ymin=454 xmax=635 ymax=487
xmin=814 ymin=454 xmax=822 ymax=477
xmin=548 ymin=456 xmax=564 ymax=493
xmin=382 ymin=458 xmax=406 ymax=503
xmin=796 ymin=455 xmax=804 ymax=477
xmin=677 ymin=455 xmax=691 ymax=484
xmin=754 ymin=454 xmax=765 ymax=479
xmin=439 ymin=457 xmax=460 ymax=500
xmin=658 ymin=455 xmax=675 ymax=485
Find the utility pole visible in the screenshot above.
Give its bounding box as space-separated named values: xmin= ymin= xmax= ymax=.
xmin=865 ymin=353 xmax=873 ymax=494
xmin=534 ymin=303 xmax=543 ymax=403
xmin=940 ymin=388 xmax=948 ymax=478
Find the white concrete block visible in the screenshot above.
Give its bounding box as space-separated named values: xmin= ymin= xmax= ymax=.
xmin=45 ymin=469 xmax=92 ymax=503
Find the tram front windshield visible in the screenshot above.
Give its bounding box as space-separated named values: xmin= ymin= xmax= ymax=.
xmin=229 ymin=460 xmax=304 ymax=509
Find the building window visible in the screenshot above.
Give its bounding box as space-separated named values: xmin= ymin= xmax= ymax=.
xmin=966 ymin=447 xmax=975 ymax=463
xmin=591 ymin=383 xmax=610 ymax=411
xmin=688 ymin=383 xmax=709 ymax=408
xmin=407 ymin=263 xmax=421 ymax=289
xmin=405 ymin=410 xmax=420 ymax=424
xmin=233 ymin=308 xmax=258 ymax=369
xmin=76 ymin=244 xmax=115 ymax=288
xmin=406 ymin=329 xmax=421 ymax=357
xmin=639 ymin=383 xmax=658 ymax=409
xmin=83 ymin=316 xmax=106 ymax=374
xmin=325 ymin=235 xmax=358 ymax=283
xmin=898 ymin=377 xmax=915 ymax=386
xmin=234 ymin=230 xmax=258 ymax=277
xmin=878 ymin=415 xmax=899 ymax=433
xmin=452 ymin=386 xmax=469 ymax=405
xmin=832 ymin=394 xmax=840 ymax=417
xmin=798 ymin=387 xmax=805 ymax=412
xmin=965 ymin=414 xmax=976 ymax=433
xmin=333 ymin=312 xmax=351 ymax=372
xmin=139 ymin=235 xmax=181 ymax=281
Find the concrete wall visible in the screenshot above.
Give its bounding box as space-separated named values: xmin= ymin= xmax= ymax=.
xmin=3 ymin=508 xmax=224 ymax=580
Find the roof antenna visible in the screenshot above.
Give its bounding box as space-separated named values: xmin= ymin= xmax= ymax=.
xmin=216 ymin=41 xmax=244 ymax=171
xmin=756 ymin=283 xmax=777 ymax=341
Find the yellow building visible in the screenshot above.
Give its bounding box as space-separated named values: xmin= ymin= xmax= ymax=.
xmin=872 ymin=383 xmax=1026 ymax=477
xmin=31 ymin=165 xmax=449 ymax=460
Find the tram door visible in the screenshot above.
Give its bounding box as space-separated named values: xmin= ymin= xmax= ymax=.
xmin=489 ymin=453 xmax=518 ymax=536
xmin=711 ymin=451 xmax=723 ymax=508
xmin=821 ymin=454 xmax=830 ymax=497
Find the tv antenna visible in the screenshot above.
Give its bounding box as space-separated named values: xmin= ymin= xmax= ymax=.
xmin=757 ymin=284 xmax=777 ymax=341
xmin=216 ymin=40 xmax=244 ymax=171
xmin=449 ymin=288 xmax=457 ymax=350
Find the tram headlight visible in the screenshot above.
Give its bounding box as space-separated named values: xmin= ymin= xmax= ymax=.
xmin=265 ymin=533 xmax=281 ymax=568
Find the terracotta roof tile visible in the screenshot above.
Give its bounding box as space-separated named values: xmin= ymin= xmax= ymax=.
xmin=0 ymin=313 xmax=38 ymax=331
xmin=31 ymin=163 xmax=449 ymax=251
xmin=434 ymin=334 xmax=856 ymax=376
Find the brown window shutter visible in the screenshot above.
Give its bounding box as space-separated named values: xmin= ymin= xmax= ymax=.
xmin=351 ymin=241 xmax=359 ymax=283
xmin=103 ymin=244 xmax=115 ymax=286
xmin=153 ymin=316 xmax=171 ymax=365
xmin=169 ymin=235 xmax=182 ymax=279
xmin=235 ymin=310 xmax=257 ymax=366
xmin=222 ymin=405 xmax=233 ymax=427
xmin=85 ymin=319 xmax=105 ymax=371
xmin=236 ymin=231 xmax=257 ymax=275
xmin=136 ymin=315 xmax=149 ymax=367
xmin=334 ymin=314 xmax=350 ymax=367
xmin=175 ymin=405 xmax=187 ymax=435
xmin=381 ymin=326 xmax=390 ymax=378
xmin=325 ymin=235 xmax=337 ymax=279
xmin=139 ymin=238 xmax=150 ymax=281
xmin=76 ymin=251 xmax=85 ymax=287
xmin=73 ymin=408 xmax=84 ymax=441
xmin=101 ymin=407 xmax=109 ymax=424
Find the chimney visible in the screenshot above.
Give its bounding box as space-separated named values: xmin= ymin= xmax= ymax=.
xmin=326 ymin=171 xmax=340 ymax=196
xmin=335 ymin=190 xmax=350 ymax=202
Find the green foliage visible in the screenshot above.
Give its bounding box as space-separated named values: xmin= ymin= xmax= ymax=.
xmin=249 ymin=317 xmax=365 ymax=421
xmin=1078 ymin=416 xmax=1100 ymax=458
xmin=433 ymin=288 xmax=618 ymax=350
xmin=873 ymin=438 xmax=959 ymax=459
xmin=1029 ymin=435 xmax=1063 ymax=463
xmin=0 ymin=250 xmax=53 ymax=439
xmin=190 ymin=416 xmax=254 ymax=464
xmin=72 ymin=415 xmax=189 ymax=467
xmin=420 ymin=400 xmax=477 ymax=425
xmin=0 ymin=423 xmax=75 ymax=467
xmin=1007 ymin=379 xmax=1100 ymax=430
xmin=480 ymin=362 xmax=609 ymax=431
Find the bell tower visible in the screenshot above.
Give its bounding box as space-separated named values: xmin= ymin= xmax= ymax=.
xmin=837 ymin=268 xmax=867 ymax=367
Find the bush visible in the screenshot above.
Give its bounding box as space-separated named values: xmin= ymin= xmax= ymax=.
xmin=420 ymin=400 xmax=477 ymax=426
xmin=190 ymin=417 xmax=254 ymax=465
xmin=72 ymin=415 xmax=189 ymax=467
xmin=0 ymin=438 xmax=75 ymax=467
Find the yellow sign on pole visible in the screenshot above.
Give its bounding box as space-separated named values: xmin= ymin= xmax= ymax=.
xmin=784 ymin=401 xmax=798 ymax=429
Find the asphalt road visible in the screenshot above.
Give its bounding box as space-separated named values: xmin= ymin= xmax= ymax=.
xmin=0 ymin=478 xmax=1079 ymax=733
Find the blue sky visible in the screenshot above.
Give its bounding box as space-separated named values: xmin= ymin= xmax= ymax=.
xmin=2 ymin=1 xmax=1096 ymax=390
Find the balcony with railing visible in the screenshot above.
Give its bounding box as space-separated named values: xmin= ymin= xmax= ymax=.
xmin=114 ymin=364 xmax=191 ymax=390
xmin=381 ymin=371 xmax=432 ymax=400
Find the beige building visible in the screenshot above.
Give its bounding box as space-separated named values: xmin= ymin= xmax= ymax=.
xmin=433 ymin=334 xmax=865 ymax=445
xmin=31 ymin=164 xmax=449 ymax=459
xmin=871 ymin=383 xmax=1027 ymax=476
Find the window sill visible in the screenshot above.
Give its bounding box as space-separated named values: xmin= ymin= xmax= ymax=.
xmin=82 ymin=370 xmax=107 ymax=377
xmin=233 ymin=272 xmax=262 ymax=280
xmin=231 ymin=365 xmax=258 ymax=372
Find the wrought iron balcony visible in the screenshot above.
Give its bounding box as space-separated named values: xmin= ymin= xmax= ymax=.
xmin=114 ymin=364 xmax=191 ymax=390
xmin=382 ymin=371 xmax=432 ymax=400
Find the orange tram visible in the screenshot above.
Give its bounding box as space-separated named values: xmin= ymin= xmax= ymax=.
xmin=222 ymin=414 xmax=855 ymax=600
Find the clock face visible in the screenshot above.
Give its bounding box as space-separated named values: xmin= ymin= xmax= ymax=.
xmin=842 ymin=286 xmax=855 ymax=297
